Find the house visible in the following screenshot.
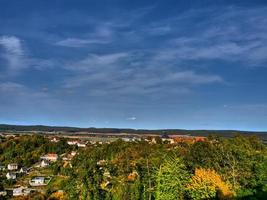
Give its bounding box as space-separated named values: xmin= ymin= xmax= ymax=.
xmin=19 ymin=167 xmax=28 ymax=174
xmin=50 ymin=137 xmax=60 ymax=143
xmin=0 ymin=165 xmax=5 ymax=171
xmin=40 ymin=153 xmax=58 ymax=162
xmin=12 ymin=187 xmax=30 ymax=197
xmin=40 ymin=160 xmax=50 ymax=168
xmin=122 ymin=137 xmax=131 ymax=142
xmin=7 ymin=163 xmax=18 ymax=170
xmin=97 ymin=159 xmax=107 ymax=166
xmin=162 ymin=138 xmax=175 ymax=144
xmin=67 ymin=140 xmax=87 ymax=147
xmin=62 ymin=151 xmax=77 ymax=161
xmin=71 ymin=151 xmax=77 ymax=156
xmin=29 ymin=177 xmax=45 ymax=186
xmin=77 ymin=141 xmax=86 ymax=147
xmin=6 ymin=172 xmax=16 ymax=180
xmin=29 ymin=176 xmax=51 ymax=186
xmin=0 ymin=190 xmax=7 ymax=197
xmin=67 ymin=140 xmax=78 ymax=145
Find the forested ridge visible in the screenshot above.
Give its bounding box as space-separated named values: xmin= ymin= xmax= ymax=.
xmin=1 ymin=124 xmax=267 ymax=140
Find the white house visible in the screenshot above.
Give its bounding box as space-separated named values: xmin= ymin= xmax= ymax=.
xmin=77 ymin=142 xmax=86 ymax=147
xmin=30 ymin=177 xmax=45 ymax=185
xmin=12 ymin=187 xmax=30 ymax=197
xmin=20 ymin=167 xmax=28 ymax=174
xmin=29 ymin=176 xmax=50 ymax=186
xmin=50 ymin=137 xmax=60 ymax=143
xmin=40 ymin=160 xmax=50 ymax=168
xmin=7 ymin=163 xmax=18 ymax=170
xmin=6 ymin=172 xmax=16 ymax=180
xmin=0 ymin=190 xmax=7 ymax=197
xmin=67 ymin=140 xmax=78 ymax=145
xmin=40 ymin=153 xmax=58 ymax=162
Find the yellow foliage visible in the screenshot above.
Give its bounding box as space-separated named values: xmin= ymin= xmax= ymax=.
xmin=187 ymin=168 xmax=233 ymax=199
xmin=48 ymin=191 xmax=66 ymax=200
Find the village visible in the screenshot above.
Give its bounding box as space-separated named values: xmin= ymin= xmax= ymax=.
xmin=0 ymin=132 xmax=206 ymax=199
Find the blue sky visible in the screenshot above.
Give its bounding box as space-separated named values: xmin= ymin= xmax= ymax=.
xmin=0 ymin=0 xmax=267 ymax=130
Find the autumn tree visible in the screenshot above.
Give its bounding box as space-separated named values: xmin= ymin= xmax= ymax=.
xmin=187 ymin=168 xmax=233 ymax=200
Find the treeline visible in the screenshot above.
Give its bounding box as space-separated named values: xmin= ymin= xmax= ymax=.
xmin=0 ymin=135 xmax=72 ymax=167
xmin=1 ymin=124 xmax=267 ymax=140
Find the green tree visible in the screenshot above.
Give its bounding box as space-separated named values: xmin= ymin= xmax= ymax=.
xmin=155 ymin=156 xmax=189 ymax=200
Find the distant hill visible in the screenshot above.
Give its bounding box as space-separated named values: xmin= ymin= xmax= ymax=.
xmin=0 ymin=124 xmax=267 ymax=141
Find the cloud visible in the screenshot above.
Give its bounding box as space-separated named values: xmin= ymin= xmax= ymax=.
xmin=0 ymin=81 xmax=63 ymax=112
xmin=0 ymin=35 xmax=60 ymax=74
xmin=55 ymin=38 xmax=110 ymax=47
xmin=62 ymin=51 xmax=223 ymax=97
xmin=126 ymin=117 xmax=137 ymax=121
xmin=0 ymin=36 xmax=23 ymax=55
xmin=0 ymin=82 xmax=26 ymax=94
xmin=148 ymin=7 xmax=267 ymax=66
xmin=0 ymin=36 xmax=25 ymax=71
xmin=64 ymin=52 xmax=129 ymax=72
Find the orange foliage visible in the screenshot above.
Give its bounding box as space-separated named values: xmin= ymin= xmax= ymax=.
xmin=48 ymin=191 xmax=66 ymax=200
xmin=127 ymin=171 xmax=139 ymax=181
xmin=172 ymin=136 xmax=206 ymax=144
xmin=13 ymin=197 xmax=30 ymax=200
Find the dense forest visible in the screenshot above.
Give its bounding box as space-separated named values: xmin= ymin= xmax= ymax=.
xmin=0 ymin=134 xmax=266 ymax=199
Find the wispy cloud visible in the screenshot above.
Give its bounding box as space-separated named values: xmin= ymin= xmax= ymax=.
xmin=0 ymin=36 xmax=25 ymax=71
xmin=0 ymin=81 xmax=63 ymax=110
xmin=55 ymin=38 xmax=110 ymax=47
xmin=126 ymin=116 xmax=137 ymax=121
xmin=62 ymin=51 xmax=223 ymax=96
xmin=0 ymin=81 xmax=26 ymax=94
xmin=146 ymin=7 xmax=267 ymax=66
xmin=0 ymin=35 xmax=59 ymax=75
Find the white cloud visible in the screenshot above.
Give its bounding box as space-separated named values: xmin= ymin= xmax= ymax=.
xmin=0 ymin=36 xmax=23 ymax=55
xmin=65 ymin=52 xmax=129 ymax=72
xmin=0 ymin=82 xmax=26 ymax=93
xmin=0 ymin=36 xmax=25 ymax=71
xmin=127 ymin=117 xmax=137 ymax=121
xmin=62 ymin=51 xmax=223 ymax=96
xmin=0 ymin=35 xmax=60 ymax=74
xmin=150 ymin=7 xmax=267 ymax=65
xmin=55 ymin=38 xmax=110 ymax=47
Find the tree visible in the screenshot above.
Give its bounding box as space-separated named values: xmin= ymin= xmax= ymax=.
xmin=155 ymin=156 xmax=189 ymax=200
xmin=187 ymin=168 xmax=233 ymax=200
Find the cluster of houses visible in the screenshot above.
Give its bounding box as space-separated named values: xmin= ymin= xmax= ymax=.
xmin=50 ymin=137 xmax=90 ymax=147
xmin=55 ymin=135 xmax=207 ymax=147
xmin=144 ymin=134 xmax=207 ymax=144
xmin=0 ymin=163 xmax=30 ymax=180
xmin=67 ymin=140 xmax=87 ymax=147
xmin=0 ymin=151 xmax=75 ymax=198
xmin=0 ymin=163 xmax=31 ymax=197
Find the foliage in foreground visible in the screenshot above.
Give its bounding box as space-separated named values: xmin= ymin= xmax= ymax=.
xmin=0 ymin=134 xmax=267 ymax=199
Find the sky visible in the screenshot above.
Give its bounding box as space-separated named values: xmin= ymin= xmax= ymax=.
xmin=0 ymin=0 xmax=267 ymax=131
